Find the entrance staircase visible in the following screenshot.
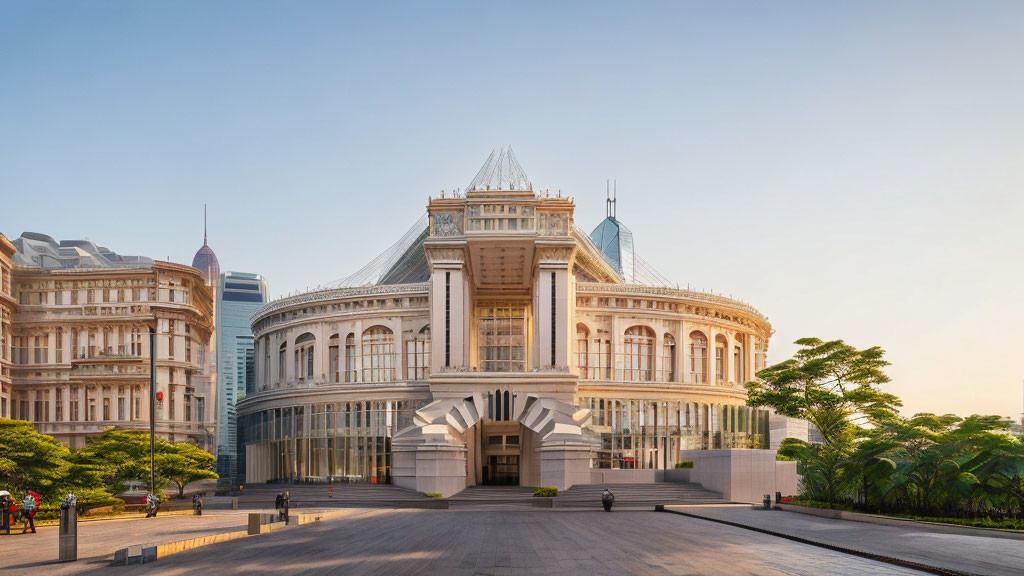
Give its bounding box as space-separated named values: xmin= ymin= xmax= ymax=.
xmin=235 ymin=483 xmax=432 ymax=509
xmin=448 ymin=486 xmax=538 ymax=509
xmin=554 ymin=483 xmax=725 ymax=508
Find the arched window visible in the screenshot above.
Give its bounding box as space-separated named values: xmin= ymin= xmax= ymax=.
xmin=329 ymin=334 xmax=340 ymax=383
xmin=576 ymin=323 xmax=590 ymax=379
xmin=262 ymin=337 xmax=270 ymax=388
xmin=624 ymin=326 xmax=655 ymax=381
xmin=662 ymin=334 xmax=676 ymax=382
xmin=295 ymin=333 xmax=315 ymax=381
xmin=277 ymin=341 xmax=287 ymax=381
xmin=361 ymin=326 xmax=394 ymax=382
xmin=689 ymin=331 xmax=707 ymax=384
xmin=715 ymin=334 xmax=728 ymax=384
xmin=344 ymin=333 xmax=356 ymax=382
xmin=407 ymin=325 xmax=430 ymax=380
xmin=734 ymin=338 xmax=744 ymax=384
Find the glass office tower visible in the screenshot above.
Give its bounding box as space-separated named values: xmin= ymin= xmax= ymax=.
xmin=216 ymin=271 xmax=269 ymax=481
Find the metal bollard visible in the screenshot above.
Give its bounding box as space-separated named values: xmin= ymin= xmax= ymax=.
xmin=59 ymin=504 xmax=78 ymax=562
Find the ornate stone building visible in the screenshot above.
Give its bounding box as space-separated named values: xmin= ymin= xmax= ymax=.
xmin=0 ymin=233 xmax=16 ymax=419
xmin=5 ymin=233 xmax=215 ymax=450
xmin=239 ymin=149 xmax=772 ymax=495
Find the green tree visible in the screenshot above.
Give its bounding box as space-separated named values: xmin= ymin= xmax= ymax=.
xmin=746 ymin=338 xmax=900 ymax=507
xmin=0 ymin=418 xmax=116 ymax=513
xmin=0 ymin=418 xmax=71 ymax=498
xmin=70 ymin=428 xmax=171 ymax=495
xmin=156 ymin=442 xmax=218 ymax=498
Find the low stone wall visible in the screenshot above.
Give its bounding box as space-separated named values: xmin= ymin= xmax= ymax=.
xmin=681 ymin=449 xmax=799 ymax=503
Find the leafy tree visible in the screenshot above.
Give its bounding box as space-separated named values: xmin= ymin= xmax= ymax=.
xmin=746 ymin=338 xmax=900 ymax=507
xmin=0 ymin=418 xmax=71 ymax=498
xmin=156 ymin=442 xmax=218 ymax=498
xmin=0 ymin=419 xmax=116 ymax=513
xmin=70 ymin=428 xmax=171 ymax=495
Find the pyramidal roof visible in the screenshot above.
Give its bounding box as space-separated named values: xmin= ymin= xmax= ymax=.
xmin=467 ymin=147 xmax=532 ymax=192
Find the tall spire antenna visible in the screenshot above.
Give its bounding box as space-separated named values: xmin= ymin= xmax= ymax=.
xmin=203 ymin=204 xmax=208 ymax=245
xmin=606 ymin=179 xmax=611 ymax=217
xmin=613 ymin=180 xmax=617 ymax=218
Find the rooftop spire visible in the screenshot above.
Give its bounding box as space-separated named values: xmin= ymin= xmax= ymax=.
xmin=203 ymin=204 xmax=208 ymax=245
xmin=467 ymin=147 xmax=532 ymax=192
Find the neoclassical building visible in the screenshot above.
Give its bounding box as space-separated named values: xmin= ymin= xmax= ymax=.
xmin=240 ymin=149 xmax=773 ymax=495
xmin=5 ymin=233 xmax=216 ymax=450
xmin=0 ymin=234 xmax=16 ymax=419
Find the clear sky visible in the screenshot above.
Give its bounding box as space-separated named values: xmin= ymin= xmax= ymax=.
xmin=2 ymin=1 xmax=1022 ymax=419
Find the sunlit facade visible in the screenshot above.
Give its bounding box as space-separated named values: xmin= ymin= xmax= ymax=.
xmin=4 ymin=232 xmax=216 ymax=450
xmin=240 ymin=150 xmax=772 ymax=494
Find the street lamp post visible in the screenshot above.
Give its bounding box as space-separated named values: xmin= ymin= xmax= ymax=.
xmin=149 ymin=326 xmax=156 ymax=496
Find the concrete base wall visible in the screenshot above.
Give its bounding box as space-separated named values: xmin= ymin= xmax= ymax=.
xmin=681 ymin=449 xmax=800 ymax=503
xmin=392 ymin=445 xmax=468 ymax=497
xmin=540 ymin=444 xmax=591 ymax=490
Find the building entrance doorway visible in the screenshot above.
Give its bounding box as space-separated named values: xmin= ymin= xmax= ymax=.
xmin=484 ymin=455 xmax=520 ymax=485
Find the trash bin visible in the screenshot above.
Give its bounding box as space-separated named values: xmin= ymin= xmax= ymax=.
xmin=59 ymin=503 xmax=78 ymax=562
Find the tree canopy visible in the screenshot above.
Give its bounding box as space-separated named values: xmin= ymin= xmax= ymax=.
xmin=0 ymin=421 xmax=218 ymax=513
xmin=750 ymin=338 xmax=1024 ymax=523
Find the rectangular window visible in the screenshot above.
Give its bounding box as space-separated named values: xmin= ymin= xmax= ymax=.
xmin=56 ymin=328 xmax=63 ymax=363
xmin=102 ymin=398 xmax=110 ymax=421
xmin=33 ymin=335 xmax=47 ymax=364
xmin=118 ymin=397 xmax=125 ymax=420
xmin=476 ymin=301 xmax=527 ymax=372
xmin=54 ymin=290 xmax=63 ymax=305
xmin=55 ymin=388 xmax=63 ymax=421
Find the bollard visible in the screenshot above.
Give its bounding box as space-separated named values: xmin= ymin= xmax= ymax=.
xmin=59 ymin=503 xmax=78 ymax=562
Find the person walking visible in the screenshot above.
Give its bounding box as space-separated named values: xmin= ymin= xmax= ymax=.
xmin=274 ymin=492 xmax=284 ymax=521
xmin=0 ymin=492 xmax=15 ymax=535
xmin=20 ymin=492 xmax=37 ymax=533
xmin=144 ymin=493 xmax=161 ymax=518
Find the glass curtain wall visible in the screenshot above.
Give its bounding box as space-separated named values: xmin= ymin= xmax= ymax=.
xmin=582 ymin=397 xmax=769 ymax=470
xmin=241 ymin=398 xmax=426 ymax=483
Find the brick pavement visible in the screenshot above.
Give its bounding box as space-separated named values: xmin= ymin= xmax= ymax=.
xmin=67 ymin=509 xmax=923 ymax=576
xmin=667 ymin=504 xmax=1024 ymax=576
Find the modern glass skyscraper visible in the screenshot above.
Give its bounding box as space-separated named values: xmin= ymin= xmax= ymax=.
xmin=216 ymin=271 xmax=269 ymax=480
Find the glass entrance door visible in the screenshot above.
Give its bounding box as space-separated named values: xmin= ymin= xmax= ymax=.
xmin=486 ymin=455 xmax=520 ymax=485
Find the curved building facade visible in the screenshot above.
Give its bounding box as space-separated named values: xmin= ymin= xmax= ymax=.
xmin=240 ymin=150 xmax=773 ymax=494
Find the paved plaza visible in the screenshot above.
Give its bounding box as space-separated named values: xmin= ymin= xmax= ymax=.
xmin=10 ymin=505 xmax=1024 ymax=575
xmin=668 ymin=504 xmax=1024 ymax=576
xmin=1 ymin=510 xmax=255 ymax=576
xmin=29 ymin=508 xmax=923 ymax=576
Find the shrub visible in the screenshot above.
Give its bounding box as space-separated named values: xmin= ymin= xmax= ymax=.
xmin=533 ymin=486 xmax=558 ymax=497
xmin=424 ymin=492 xmax=443 ymax=498
xmin=674 ymin=460 xmax=693 ymax=469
